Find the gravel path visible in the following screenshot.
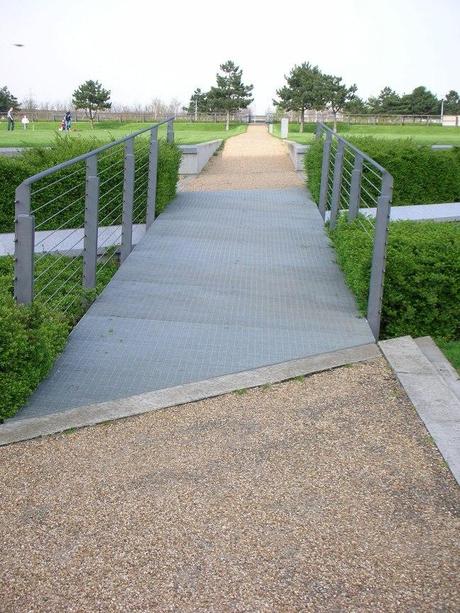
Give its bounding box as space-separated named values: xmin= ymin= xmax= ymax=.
xmin=1 ymin=358 xmax=459 ymax=612
xmin=181 ymin=125 xmax=303 ymax=191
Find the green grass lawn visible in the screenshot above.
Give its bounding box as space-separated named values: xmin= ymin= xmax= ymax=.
xmin=272 ymin=122 xmax=460 ymax=145
xmin=435 ymin=339 xmax=460 ymax=374
xmin=0 ymin=121 xmax=246 ymax=148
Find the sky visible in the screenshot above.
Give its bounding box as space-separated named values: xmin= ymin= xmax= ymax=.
xmin=0 ymin=0 xmax=459 ymax=113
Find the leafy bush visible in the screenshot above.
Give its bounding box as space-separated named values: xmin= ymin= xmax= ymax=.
xmin=0 ymin=255 xmax=117 ymax=421
xmin=329 ymin=218 xmax=460 ymax=340
xmin=0 ymin=288 xmax=68 ymax=422
xmin=305 ymin=138 xmax=323 ymax=203
xmin=305 ymin=138 xmax=460 ymax=205
xmin=0 ymin=135 xmax=181 ymax=232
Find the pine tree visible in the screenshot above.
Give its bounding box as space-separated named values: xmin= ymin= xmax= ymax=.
xmin=72 ymin=80 xmax=111 ymax=126
xmin=207 ymin=61 xmax=253 ymax=130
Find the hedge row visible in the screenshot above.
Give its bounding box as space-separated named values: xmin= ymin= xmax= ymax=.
xmin=329 ymin=218 xmax=460 ymax=340
xmin=306 ymin=137 xmax=460 ymax=205
xmin=0 ymin=134 xmax=182 ymax=232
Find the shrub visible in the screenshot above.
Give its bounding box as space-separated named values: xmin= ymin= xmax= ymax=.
xmin=305 ymin=138 xmax=460 ymax=205
xmin=0 ymin=254 xmax=118 ymax=421
xmin=305 ymin=138 xmax=323 ymax=203
xmin=329 ymin=218 xmax=460 ymax=340
xmin=0 ymin=256 xmax=68 ymax=421
xmin=0 ymin=135 xmax=181 ymax=232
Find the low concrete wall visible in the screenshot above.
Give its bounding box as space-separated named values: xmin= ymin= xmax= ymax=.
xmin=179 ymin=140 xmax=222 ymax=175
xmin=286 ymin=141 xmax=310 ymax=171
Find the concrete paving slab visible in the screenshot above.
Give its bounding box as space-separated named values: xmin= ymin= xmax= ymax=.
xmin=415 ymin=336 xmax=460 ymax=403
xmin=325 ymin=202 xmax=460 ymax=223
xmin=380 ymin=336 xmax=460 ymax=485
xmin=0 ymin=223 xmax=146 ymax=256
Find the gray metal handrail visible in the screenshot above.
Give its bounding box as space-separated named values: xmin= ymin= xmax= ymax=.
xmin=315 ymin=122 xmax=393 ymax=339
xmin=14 ymin=117 xmax=175 ymax=306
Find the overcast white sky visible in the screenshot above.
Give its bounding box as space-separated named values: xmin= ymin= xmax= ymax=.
xmin=0 ymin=0 xmax=458 ymax=113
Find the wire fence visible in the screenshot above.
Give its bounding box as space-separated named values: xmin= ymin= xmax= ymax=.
xmin=14 ymin=118 xmax=175 ymax=316
xmin=315 ymin=122 xmax=393 ymax=339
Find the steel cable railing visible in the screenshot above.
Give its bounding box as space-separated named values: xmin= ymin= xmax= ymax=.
xmin=14 ymin=117 xmax=175 ymax=312
xmin=315 ymin=122 xmax=393 ymax=338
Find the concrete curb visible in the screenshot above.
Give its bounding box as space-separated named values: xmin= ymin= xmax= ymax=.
xmin=178 ymin=140 xmax=223 ymax=174
xmin=415 ymin=336 xmax=460 ymax=403
xmin=0 ymin=343 xmax=380 ymax=446
xmin=379 ymin=336 xmax=460 ymax=485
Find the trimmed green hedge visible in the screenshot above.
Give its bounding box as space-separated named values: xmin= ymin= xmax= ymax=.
xmin=0 ymin=255 xmax=118 ymax=422
xmin=0 ymin=135 xmax=182 ymax=232
xmin=306 ymin=138 xmax=460 ymax=205
xmin=329 ymin=218 xmax=460 ymax=340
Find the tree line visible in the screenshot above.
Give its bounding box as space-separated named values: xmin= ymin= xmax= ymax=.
xmin=2 ymin=61 xmax=459 ymax=130
xmin=273 ymin=62 xmax=460 ymax=131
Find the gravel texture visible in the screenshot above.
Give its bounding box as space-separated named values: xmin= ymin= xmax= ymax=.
xmin=1 ymin=357 xmax=459 ymax=612
xmin=180 ymin=125 xmax=303 ymax=191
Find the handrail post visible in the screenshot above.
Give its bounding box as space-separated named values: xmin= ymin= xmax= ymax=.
xmin=348 ymin=154 xmax=363 ymax=221
xmin=167 ymin=119 xmax=174 ymax=144
xmin=146 ymin=126 xmax=159 ymax=228
xmin=329 ymin=140 xmax=345 ymax=229
xmin=318 ymin=131 xmax=332 ymax=220
xmin=14 ymin=183 xmax=34 ymax=304
xmin=83 ymin=155 xmax=99 ymax=289
xmin=367 ymin=172 xmax=393 ymax=339
xmin=121 ymin=138 xmax=135 ymax=262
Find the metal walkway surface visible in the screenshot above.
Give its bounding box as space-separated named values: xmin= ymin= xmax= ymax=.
xmin=13 ymin=187 xmax=374 ymax=419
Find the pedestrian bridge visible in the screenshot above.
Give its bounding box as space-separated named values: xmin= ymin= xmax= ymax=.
xmin=9 ymin=125 xmax=389 ymax=422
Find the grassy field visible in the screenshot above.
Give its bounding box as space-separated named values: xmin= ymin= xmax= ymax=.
xmin=0 ymin=121 xmax=246 ymax=148
xmin=272 ymin=123 xmax=460 ymax=145
xmin=436 ymin=339 xmax=460 ymax=374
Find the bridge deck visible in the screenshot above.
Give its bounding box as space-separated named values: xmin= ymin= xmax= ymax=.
xmin=14 ymin=187 xmax=374 ymax=419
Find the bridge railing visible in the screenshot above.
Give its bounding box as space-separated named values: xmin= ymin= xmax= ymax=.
xmin=315 ymin=122 xmax=393 ymax=339
xmin=14 ymin=118 xmax=175 ymax=311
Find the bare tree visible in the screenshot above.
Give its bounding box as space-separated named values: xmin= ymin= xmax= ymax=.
xmin=146 ymin=97 xmax=167 ymax=118
xmin=21 ymin=91 xmax=38 ymax=115
xmin=167 ymin=97 xmax=182 ymax=117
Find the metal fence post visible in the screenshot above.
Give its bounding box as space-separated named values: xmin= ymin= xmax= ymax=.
xmin=146 ymin=126 xmax=159 ymax=229
xmin=318 ymin=131 xmax=332 ymax=220
xmin=348 ymin=154 xmax=363 ymax=221
xmin=367 ymin=172 xmax=393 ymax=339
xmin=121 ymin=138 xmax=135 ymax=262
xmin=167 ymin=119 xmax=174 ymax=144
xmin=83 ymin=155 xmax=99 ymax=289
xmin=329 ymin=140 xmax=345 ymax=229
xmin=14 ymin=183 xmax=34 ymax=304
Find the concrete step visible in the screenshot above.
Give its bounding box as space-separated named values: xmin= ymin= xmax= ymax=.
xmin=414 ymin=336 xmax=460 ymax=404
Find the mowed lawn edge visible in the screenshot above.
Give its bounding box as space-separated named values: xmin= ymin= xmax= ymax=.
xmin=0 ymin=121 xmax=247 ymax=148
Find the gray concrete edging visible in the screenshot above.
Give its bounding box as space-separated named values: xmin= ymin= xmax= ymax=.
xmin=379 ymin=336 xmax=460 ymax=485
xmin=286 ymin=140 xmax=310 ymax=171
xmin=0 ymin=343 xmax=380 ymax=446
xmin=178 ymin=140 xmax=222 ymax=174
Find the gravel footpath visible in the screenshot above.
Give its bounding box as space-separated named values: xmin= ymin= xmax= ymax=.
xmin=181 ymin=125 xmax=303 ymax=191
xmin=1 ymin=358 xmax=459 ymax=612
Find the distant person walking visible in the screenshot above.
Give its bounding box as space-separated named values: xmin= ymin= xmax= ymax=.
xmin=21 ymin=115 xmax=30 ymax=130
xmin=64 ymin=110 xmax=72 ymax=131
xmin=7 ymin=107 xmax=14 ymax=131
